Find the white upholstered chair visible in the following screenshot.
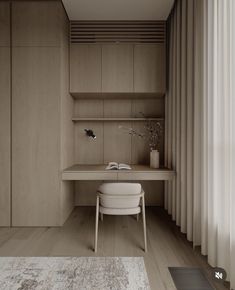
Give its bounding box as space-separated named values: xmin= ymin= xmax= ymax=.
xmin=94 ymin=182 xmax=147 ymax=252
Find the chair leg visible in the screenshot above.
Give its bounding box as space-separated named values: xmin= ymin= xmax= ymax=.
xmin=142 ymin=195 xmax=147 ymax=252
xmin=94 ymin=196 xmax=99 ymax=252
xmin=136 ymin=214 xmax=139 ymax=221
xmin=100 ymin=213 xmax=103 ymax=221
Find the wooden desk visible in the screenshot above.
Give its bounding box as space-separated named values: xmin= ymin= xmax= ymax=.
xmin=62 ymin=165 xmax=175 ymax=181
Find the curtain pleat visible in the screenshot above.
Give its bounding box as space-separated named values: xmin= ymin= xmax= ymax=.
xmin=201 ymin=0 xmax=208 ymax=256
xmin=172 ymin=8 xmax=177 ymax=221
xmin=206 ymin=0 xmax=217 ymax=267
xmin=179 ymin=0 xmax=187 ymax=233
xmin=165 ymin=0 xmax=235 ymax=287
xmin=192 ymin=0 xmax=203 ymax=247
xmin=230 ymin=1 xmax=235 ymax=288
xmin=175 ymin=0 xmax=181 ymax=226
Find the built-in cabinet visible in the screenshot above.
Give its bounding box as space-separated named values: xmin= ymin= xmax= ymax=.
xmin=0 ymin=0 xmax=74 ymax=227
xmin=11 ymin=1 xmax=74 ymax=227
xmin=70 ymin=43 xmax=166 ymax=94
xmin=70 ymin=44 xmax=102 ymax=93
xmin=134 ymin=44 xmax=166 ymax=93
xmin=12 ymin=47 xmax=62 ymax=226
xmin=102 ymin=44 xmax=134 ymax=92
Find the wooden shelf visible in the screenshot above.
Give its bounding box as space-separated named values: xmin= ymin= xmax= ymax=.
xmin=72 ymin=117 xmax=164 ymax=122
xmin=70 ymin=92 xmax=165 ymax=100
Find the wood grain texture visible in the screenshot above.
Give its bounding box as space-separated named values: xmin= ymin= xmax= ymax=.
xmin=102 ymin=44 xmax=133 ymax=92
xmin=75 ymin=182 xmax=103 ymax=205
xmin=71 ymin=92 xmax=165 ymax=99
xmin=134 ymin=44 xmax=166 ymax=93
xmin=0 ymin=47 xmax=10 ymax=226
xmin=0 ymin=2 xmax=10 ymax=47
xmin=103 ymin=99 xmax=132 ymax=117
xmin=74 ymin=122 xmax=104 ymax=164
xmin=131 ymin=99 xmax=165 ymax=118
xmin=62 ymin=164 xmax=175 ymax=183
xmin=59 ymin=9 xmax=75 ymax=225
xmin=72 ymin=118 xmax=164 ymax=122
xmin=12 ymin=47 xmax=61 ymax=226
xmin=12 ymin=1 xmax=62 ymax=47
xmin=104 ymin=101 xmax=132 ymax=163
xmin=0 ymin=207 xmax=228 ymax=290
xmin=74 ymin=99 xmax=103 ymax=117
xmin=70 ymin=44 xmax=102 ymax=93
xmin=104 ymin=122 xmax=132 ymax=164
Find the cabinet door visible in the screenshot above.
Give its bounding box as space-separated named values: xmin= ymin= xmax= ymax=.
xmin=134 ymin=44 xmax=166 ymax=93
xmin=12 ymin=47 xmax=61 ymax=226
xmin=102 ymin=44 xmax=133 ymax=92
xmin=70 ymin=44 xmax=102 ymax=93
xmin=0 ymin=2 xmax=10 ymax=46
xmin=12 ymin=1 xmax=61 ymax=47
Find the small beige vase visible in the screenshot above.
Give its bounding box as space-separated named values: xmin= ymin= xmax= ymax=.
xmin=150 ymin=150 xmax=160 ymax=169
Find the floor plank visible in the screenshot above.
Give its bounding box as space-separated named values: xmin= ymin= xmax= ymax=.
xmin=0 ymin=207 xmax=230 ymax=290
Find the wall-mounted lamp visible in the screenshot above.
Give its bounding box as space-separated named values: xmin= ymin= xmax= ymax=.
xmin=84 ymin=129 xmax=96 ymax=139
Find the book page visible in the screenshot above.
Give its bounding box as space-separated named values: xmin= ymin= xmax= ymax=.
xmin=106 ymin=162 xmax=118 ymax=170
xmin=118 ymin=163 xmax=131 ymax=170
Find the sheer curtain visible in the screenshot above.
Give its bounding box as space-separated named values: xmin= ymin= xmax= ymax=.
xmin=165 ymin=0 xmax=235 ymax=287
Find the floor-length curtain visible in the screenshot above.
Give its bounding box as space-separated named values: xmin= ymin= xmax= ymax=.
xmin=165 ymin=0 xmax=203 ymax=243
xmin=165 ymin=0 xmax=235 ymax=287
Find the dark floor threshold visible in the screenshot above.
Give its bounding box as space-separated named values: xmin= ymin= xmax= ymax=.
xmin=168 ymin=267 xmax=215 ymax=290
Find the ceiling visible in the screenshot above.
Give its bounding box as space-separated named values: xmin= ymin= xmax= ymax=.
xmin=62 ymin=0 xmax=174 ymax=21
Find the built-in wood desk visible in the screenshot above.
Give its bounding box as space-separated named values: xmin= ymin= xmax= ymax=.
xmin=62 ymin=165 xmax=175 ymax=181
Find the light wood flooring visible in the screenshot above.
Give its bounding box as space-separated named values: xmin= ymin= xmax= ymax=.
xmin=0 ymin=207 xmax=230 ymax=290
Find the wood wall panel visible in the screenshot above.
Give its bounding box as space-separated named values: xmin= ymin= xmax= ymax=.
xmin=74 ymin=99 xmax=103 ymax=117
xmin=104 ymin=122 xmax=132 ymax=164
xmin=103 ymin=99 xmax=132 ymax=117
xmin=102 ymin=44 xmax=133 ymax=92
xmin=0 ymin=48 xmax=11 ymax=226
xmin=12 ymin=1 xmax=61 ymax=47
xmin=60 ymin=9 xmax=75 ymax=225
xmin=70 ymin=44 xmax=102 ymax=93
xmin=131 ymin=99 xmax=165 ymax=118
xmin=134 ymin=44 xmax=166 ymax=93
xmin=12 ymin=47 xmax=61 ymax=226
xmin=75 ymin=122 xmax=104 ymax=165
xmin=0 ymin=2 xmax=10 ymax=47
xmin=75 ymin=181 xmax=102 ymax=206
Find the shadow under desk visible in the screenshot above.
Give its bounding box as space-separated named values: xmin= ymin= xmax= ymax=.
xmin=62 ymin=165 xmax=175 ymax=181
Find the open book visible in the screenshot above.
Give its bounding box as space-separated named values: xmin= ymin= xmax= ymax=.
xmin=105 ymin=162 xmax=131 ymax=170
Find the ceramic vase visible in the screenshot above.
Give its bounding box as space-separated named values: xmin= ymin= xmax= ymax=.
xmin=150 ymin=150 xmax=159 ymax=169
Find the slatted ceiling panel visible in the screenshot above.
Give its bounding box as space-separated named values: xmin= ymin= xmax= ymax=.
xmin=70 ymin=21 xmax=166 ymax=44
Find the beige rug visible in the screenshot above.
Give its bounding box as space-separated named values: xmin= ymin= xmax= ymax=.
xmin=0 ymin=257 xmax=150 ymax=290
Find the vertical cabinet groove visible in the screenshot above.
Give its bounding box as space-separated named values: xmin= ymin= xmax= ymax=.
xmin=0 ymin=2 xmax=11 ymax=226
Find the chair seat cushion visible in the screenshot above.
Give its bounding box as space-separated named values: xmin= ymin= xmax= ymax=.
xmin=99 ymin=206 xmax=141 ymax=215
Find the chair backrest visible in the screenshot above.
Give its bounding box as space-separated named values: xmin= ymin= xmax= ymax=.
xmin=98 ymin=183 xmax=142 ymax=209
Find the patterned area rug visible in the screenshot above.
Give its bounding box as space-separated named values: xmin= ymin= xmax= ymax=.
xmin=0 ymin=257 xmax=150 ymax=290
